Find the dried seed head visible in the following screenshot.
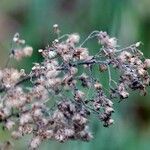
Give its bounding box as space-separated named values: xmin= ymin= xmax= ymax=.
xmin=23 ymin=46 xmax=33 ymax=56
xmin=105 ymin=107 xmax=114 ymax=114
xmin=0 ymin=29 xmax=149 ymax=148
xmin=138 ymin=67 xmax=146 ymax=76
xmin=144 ymin=59 xmax=150 ymax=69
xmin=118 ymin=51 xmax=132 ymax=62
xmin=48 ymin=51 xmax=57 ymax=59
xmin=99 ymin=64 xmax=107 ymax=72
xmin=20 ymin=113 xmax=32 ymax=125
xmin=30 ymin=136 xmax=41 ymax=149
xmin=11 ymin=131 xmax=22 ymax=139
xmin=5 ymin=120 xmax=15 ymax=130
xmin=108 ymin=37 xmax=117 ymax=48
xmin=94 ymin=82 xmax=102 ymax=90
xmin=64 ymin=128 xmax=74 ymax=137
xmin=120 ymin=91 xmax=129 ymax=99
xmin=75 ymin=90 xmax=85 ymax=101
xmin=70 ymin=67 xmax=78 ymax=75
xmin=108 ymin=119 xmax=114 ymax=125
xmin=67 ymin=33 xmax=80 ymax=44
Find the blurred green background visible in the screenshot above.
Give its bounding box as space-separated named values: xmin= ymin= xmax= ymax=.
xmin=0 ymin=0 xmax=150 ymax=149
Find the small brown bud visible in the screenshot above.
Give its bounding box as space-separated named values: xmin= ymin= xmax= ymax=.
xmin=105 ymin=107 xmax=114 ymax=114
xmin=120 ymin=91 xmax=129 ymax=99
xmin=99 ymin=64 xmax=107 ymax=72
xmin=94 ymin=82 xmax=102 ymax=90
xmin=75 ymin=90 xmax=85 ymax=101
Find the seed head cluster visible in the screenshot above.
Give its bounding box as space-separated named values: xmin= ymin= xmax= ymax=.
xmin=0 ymin=27 xmax=149 ymax=149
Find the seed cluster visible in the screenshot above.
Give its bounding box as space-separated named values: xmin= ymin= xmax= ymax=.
xmin=0 ymin=26 xmax=150 ymax=149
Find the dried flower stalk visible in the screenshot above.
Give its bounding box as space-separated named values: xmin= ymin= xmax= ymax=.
xmin=0 ymin=26 xmax=149 ymax=149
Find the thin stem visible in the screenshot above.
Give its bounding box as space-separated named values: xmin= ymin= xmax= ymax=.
xmin=5 ymin=56 xmax=11 ymax=68
xmin=81 ymin=100 xmax=99 ymax=115
xmin=57 ymin=34 xmax=69 ymax=41
xmin=107 ymin=65 xmax=117 ymax=89
xmin=0 ymin=59 xmax=108 ymax=94
xmin=79 ymin=31 xmax=100 ymax=47
xmin=107 ymin=65 xmax=112 ymax=87
xmin=115 ymin=43 xmax=138 ymax=53
xmin=72 ymin=59 xmax=108 ymax=67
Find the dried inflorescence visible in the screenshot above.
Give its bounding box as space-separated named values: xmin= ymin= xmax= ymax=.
xmin=10 ymin=33 xmax=33 ymax=60
xmin=0 ymin=26 xmax=150 ymax=149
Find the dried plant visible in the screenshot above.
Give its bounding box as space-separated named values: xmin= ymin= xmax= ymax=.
xmin=0 ymin=25 xmax=150 ymax=149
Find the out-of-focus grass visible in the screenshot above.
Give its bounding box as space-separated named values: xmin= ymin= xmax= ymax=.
xmin=0 ymin=0 xmax=150 ymax=149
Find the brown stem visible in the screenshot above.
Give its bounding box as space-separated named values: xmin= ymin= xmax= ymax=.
xmin=0 ymin=75 xmax=34 ymax=93
xmin=0 ymin=59 xmax=108 ymax=93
